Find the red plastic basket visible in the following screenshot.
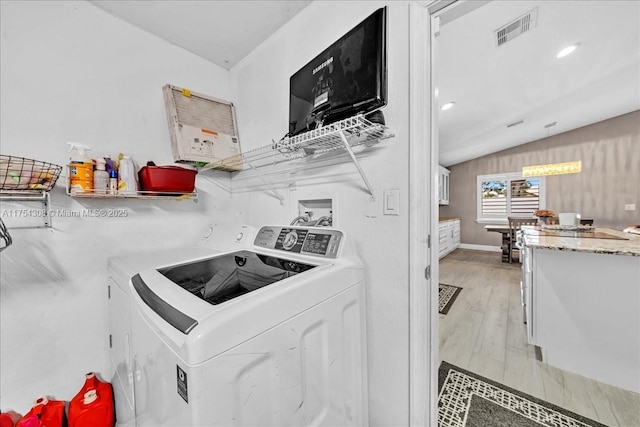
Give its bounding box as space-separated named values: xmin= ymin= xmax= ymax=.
xmin=138 ymin=165 xmax=197 ymax=193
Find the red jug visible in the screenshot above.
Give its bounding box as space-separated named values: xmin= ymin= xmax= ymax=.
xmin=67 ymin=373 xmax=115 ymax=427
xmin=14 ymin=416 xmax=41 ymax=427
xmin=16 ymin=396 xmax=66 ymax=427
xmin=1 ymin=411 xmax=23 ymax=427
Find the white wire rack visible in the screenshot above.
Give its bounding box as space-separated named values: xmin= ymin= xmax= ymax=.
xmin=201 ymin=114 xmax=394 ymax=200
xmin=203 ymin=114 xmax=394 ymax=171
xmin=0 ymin=190 xmax=53 ymax=228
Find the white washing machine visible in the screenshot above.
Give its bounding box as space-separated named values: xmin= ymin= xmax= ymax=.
xmin=108 ymin=224 xmax=368 ymax=427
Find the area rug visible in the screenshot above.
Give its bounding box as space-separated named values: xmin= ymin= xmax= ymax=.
xmin=439 ymin=284 xmax=462 ymax=314
xmin=438 ymin=361 xmax=607 ymax=427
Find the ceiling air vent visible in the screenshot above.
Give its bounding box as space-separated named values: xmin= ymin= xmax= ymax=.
xmin=495 ymin=8 xmax=538 ymax=47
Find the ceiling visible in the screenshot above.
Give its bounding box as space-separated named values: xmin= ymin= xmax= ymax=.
xmin=90 ymin=0 xmax=312 ymax=69
xmin=89 ymin=1 xmax=639 ymax=166
xmin=436 ymin=0 xmax=640 ymax=166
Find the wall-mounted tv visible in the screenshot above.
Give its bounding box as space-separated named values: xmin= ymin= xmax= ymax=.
xmin=289 ymin=7 xmax=388 ymax=137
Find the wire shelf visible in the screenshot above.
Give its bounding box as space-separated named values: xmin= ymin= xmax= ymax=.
xmin=203 ymin=114 xmax=394 ymax=171
xmin=0 ymin=155 xmax=63 ymax=192
xmin=67 ymin=188 xmax=198 ymax=200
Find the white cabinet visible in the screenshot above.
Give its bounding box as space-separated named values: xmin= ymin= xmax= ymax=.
xmin=527 ymin=248 xmax=640 ymax=392
xmin=438 ymin=219 xmax=460 ymax=259
xmin=438 ymin=221 xmax=451 ymax=258
xmin=520 ymin=245 xmax=535 ymax=343
xmin=452 ymin=221 xmax=460 ymax=247
xmin=438 ymin=166 xmax=450 ymax=205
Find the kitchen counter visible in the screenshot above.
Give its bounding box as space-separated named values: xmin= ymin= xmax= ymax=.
xmin=522 ymin=226 xmax=640 ymax=257
xmin=438 ymin=217 xmax=459 ymax=223
xmin=520 ymin=226 xmax=640 ymax=393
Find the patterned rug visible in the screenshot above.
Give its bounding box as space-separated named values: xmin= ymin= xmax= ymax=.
xmin=439 ymin=283 xmax=462 ymax=314
xmin=438 ymin=362 xmax=607 ymax=427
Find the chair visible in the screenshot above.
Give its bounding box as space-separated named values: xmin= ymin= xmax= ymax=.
xmin=508 ymin=217 xmax=538 ymax=263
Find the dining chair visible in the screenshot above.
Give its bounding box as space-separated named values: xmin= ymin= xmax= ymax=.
xmin=507 ymin=217 xmax=538 ymax=263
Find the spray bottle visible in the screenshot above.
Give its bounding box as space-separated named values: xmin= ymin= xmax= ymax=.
xmin=67 ymin=142 xmax=93 ymax=194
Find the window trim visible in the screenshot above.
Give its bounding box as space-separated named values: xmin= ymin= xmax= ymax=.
xmin=476 ymin=172 xmax=546 ymax=224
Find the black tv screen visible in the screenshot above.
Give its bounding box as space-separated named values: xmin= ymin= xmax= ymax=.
xmin=289 ymin=7 xmax=388 ymax=137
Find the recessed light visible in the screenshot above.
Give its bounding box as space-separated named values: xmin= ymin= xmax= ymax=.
xmin=441 ymin=102 xmax=455 ymax=111
xmin=557 ymin=44 xmax=578 ymax=58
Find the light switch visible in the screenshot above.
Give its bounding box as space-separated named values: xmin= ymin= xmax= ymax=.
xmin=383 ymin=189 xmax=399 ymax=215
xmin=625 ymin=204 xmax=636 ymax=211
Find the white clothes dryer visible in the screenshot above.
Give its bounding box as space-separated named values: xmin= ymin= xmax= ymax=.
xmin=108 ymin=224 xmax=368 ymax=427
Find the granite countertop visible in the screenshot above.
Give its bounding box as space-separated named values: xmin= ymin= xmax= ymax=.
xmin=522 ymin=226 xmax=640 ymax=257
xmin=439 ymin=217 xmax=460 ymax=223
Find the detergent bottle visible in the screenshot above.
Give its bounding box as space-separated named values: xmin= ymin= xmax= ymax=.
xmin=68 ymin=372 xmax=115 ymax=427
xmin=16 ymin=396 xmax=66 ymax=427
xmin=117 ymin=155 xmax=137 ymax=195
xmin=67 ymin=142 xmax=93 ymax=194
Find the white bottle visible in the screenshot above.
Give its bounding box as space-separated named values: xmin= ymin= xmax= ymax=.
xmin=93 ymin=158 xmax=109 ymax=195
xmin=118 ymin=155 xmax=137 ymax=195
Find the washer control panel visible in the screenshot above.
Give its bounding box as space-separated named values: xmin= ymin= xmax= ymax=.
xmin=254 ymin=226 xmax=343 ymax=259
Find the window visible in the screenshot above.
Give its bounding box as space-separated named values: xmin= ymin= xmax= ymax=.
xmin=476 ymin=172 xmax=546 ymax=223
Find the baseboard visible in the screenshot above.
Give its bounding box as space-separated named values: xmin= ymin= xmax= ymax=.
xmin=458 ymin=243 xmax=501 ymax=253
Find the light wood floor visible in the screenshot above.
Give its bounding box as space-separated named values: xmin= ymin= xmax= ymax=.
xmin=439 ymin=248 xmax=640 ymax=427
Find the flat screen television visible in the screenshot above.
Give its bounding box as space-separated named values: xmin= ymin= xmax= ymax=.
xmin=289 ymin=7 xmax=388 ymax=137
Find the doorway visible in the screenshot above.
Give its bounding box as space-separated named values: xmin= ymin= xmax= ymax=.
xmin=427 ymin=1 xmax=640 ymax=426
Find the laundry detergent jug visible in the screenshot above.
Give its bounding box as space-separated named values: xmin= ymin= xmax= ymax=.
xmin=67 ymin=142 xmax=93 ymax=194
xmin=16 ymin=396 xmax=66 ymax=427
xmin=68 ymin=373 xmax=115 ymax=427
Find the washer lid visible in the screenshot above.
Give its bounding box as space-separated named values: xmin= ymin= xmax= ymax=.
xmin=132 ymin=273 xmax=198 ymax=334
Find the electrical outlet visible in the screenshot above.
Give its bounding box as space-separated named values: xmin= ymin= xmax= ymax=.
xmin=624 ymin=204 xmax=636 ymax=211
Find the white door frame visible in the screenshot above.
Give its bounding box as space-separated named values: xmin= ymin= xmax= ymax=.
xmin=410 ymin=1 xmax=496 ymax=424
xmin=410 ymin=0 xmax=477 ymax=424
xmin=408 ymin=2 xmax=439 ymax=425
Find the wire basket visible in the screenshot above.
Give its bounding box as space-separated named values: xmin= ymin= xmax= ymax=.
xmin=0 ymin=155 xmax=63 ymax=192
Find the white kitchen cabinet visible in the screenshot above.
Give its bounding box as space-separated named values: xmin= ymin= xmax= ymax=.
xmin=527 ymin=248 xmax=640 ymax=393
xmin=452 ymin=220 xmax=460 ymax=247
xmin=520 ymin=245 xmax=535 ymax=344
xmin=438 ymin=166 xmax=450 ymax=205
xmin=438 ymin=219 xmax=460 ymax=259
xmin=438 ymin=221 xmax=451 ymax=258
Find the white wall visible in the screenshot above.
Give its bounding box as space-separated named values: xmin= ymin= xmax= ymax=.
xmin=229 ymin=2 xmax=413 ymax=425
xmin=0 ymin=1 xmax=232 ymax=410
